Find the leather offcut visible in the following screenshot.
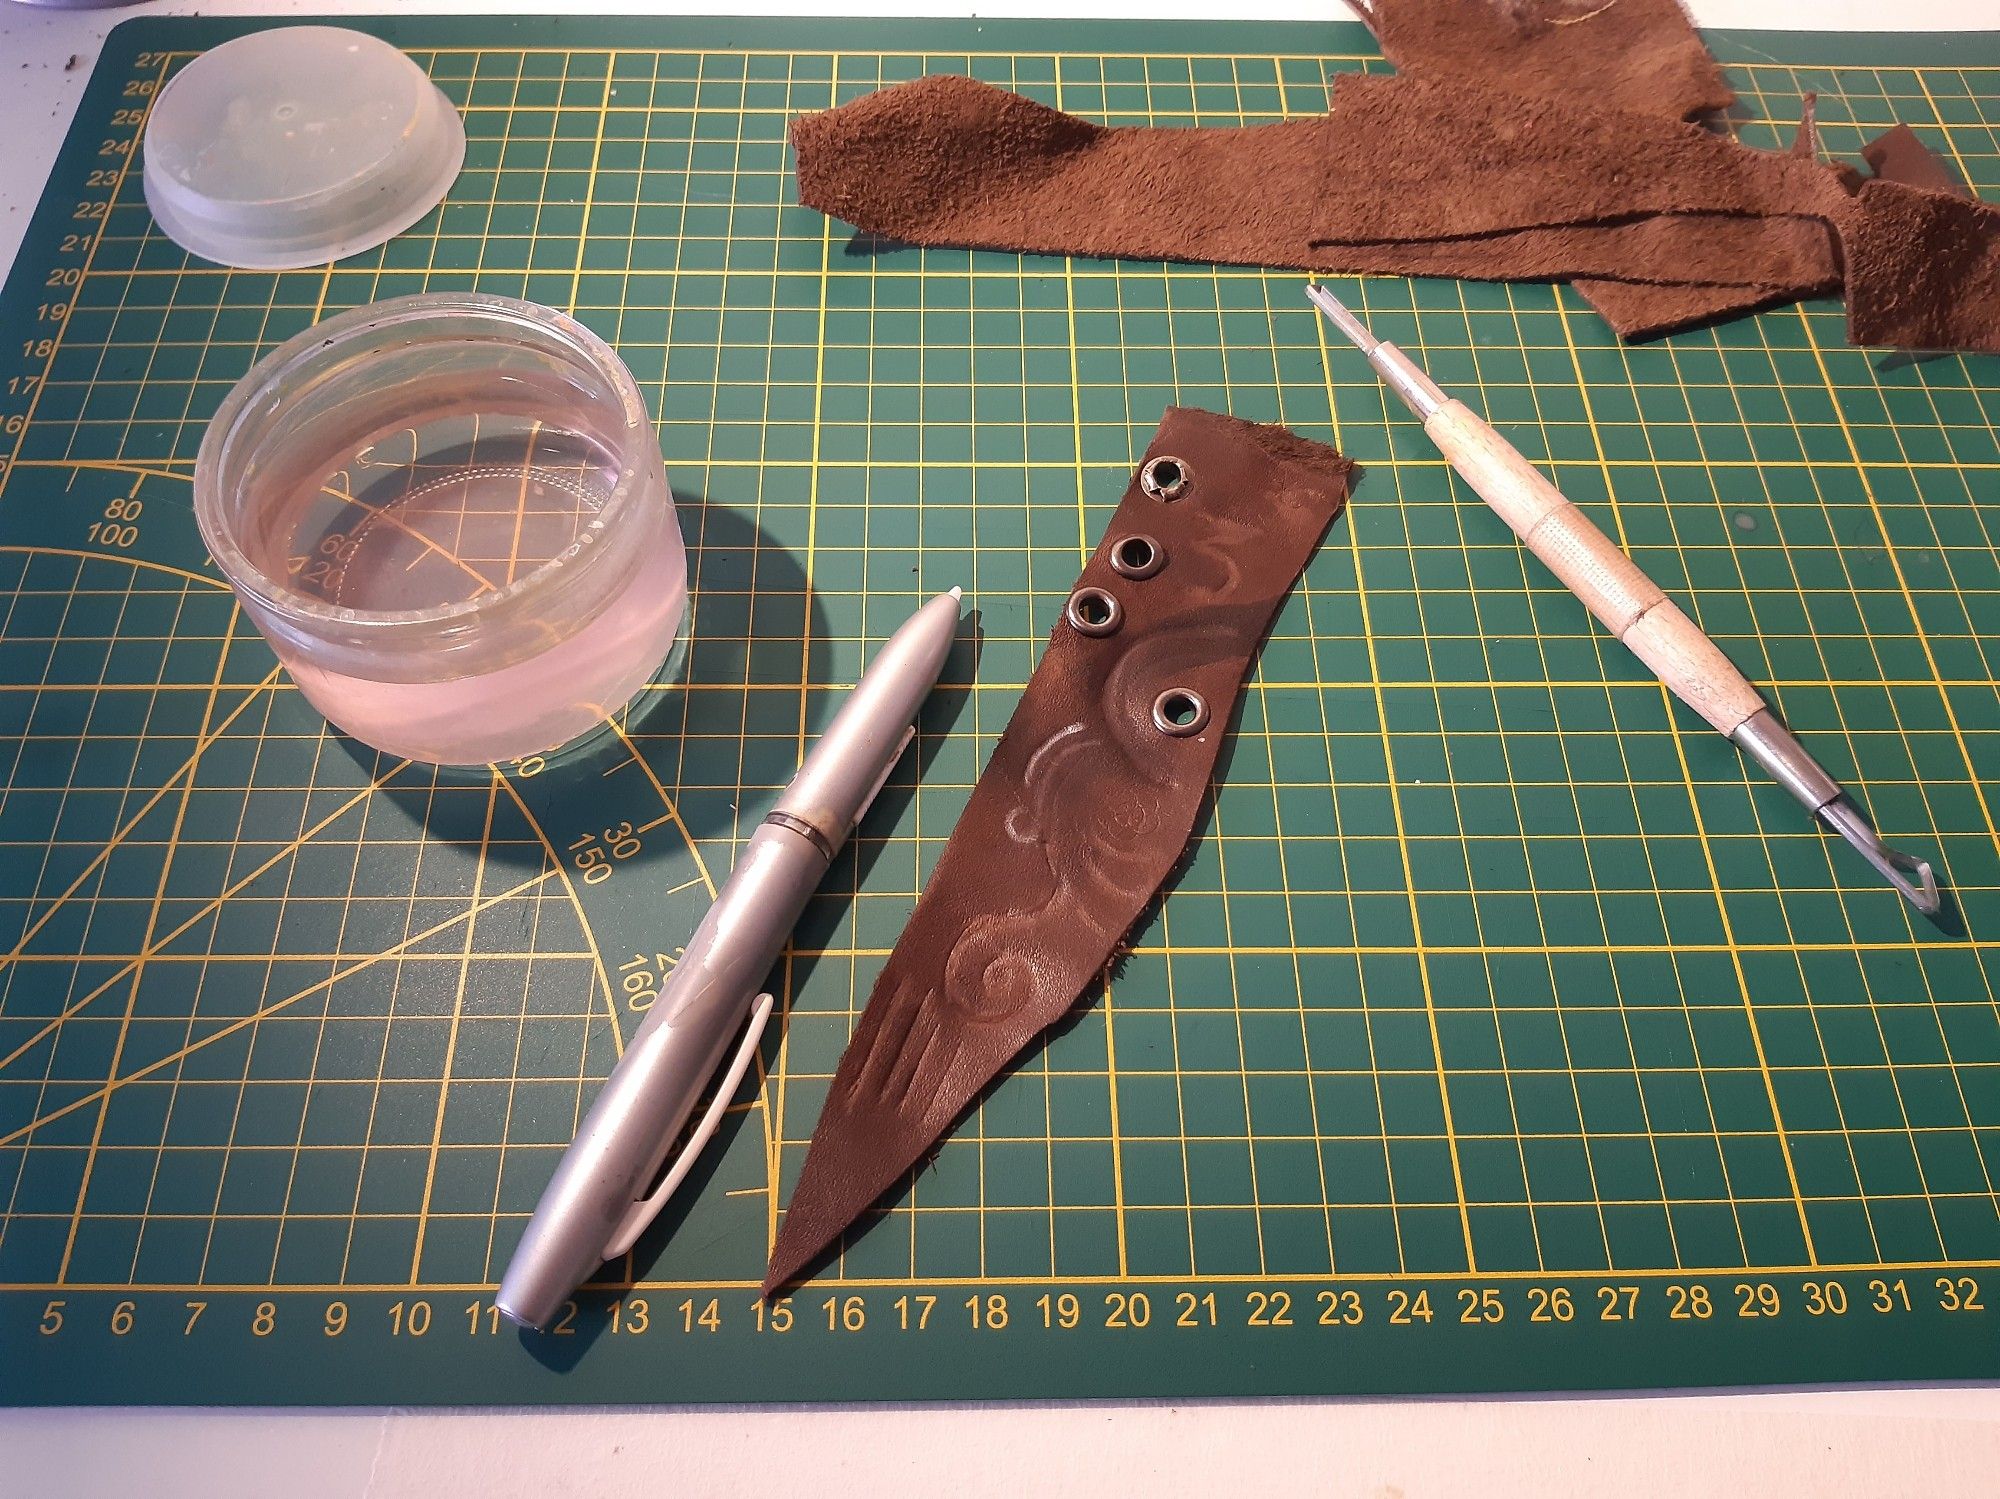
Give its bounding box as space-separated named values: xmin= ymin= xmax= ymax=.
xmin=1352 ymin=0 xmax=1735 ymax=122
xmin=1310 ymin=72 xmax=1848 ymax=309
xmin=1861 ymin=123 xmax=1969 ymax=198
xmin=791 ymin=74 xmax=1335 ymax=270
xmin=1312 ymin=72 xmax=1847 ymax=247
xmin=1841 ymin=179 xmax=2000 ymax=354
xmin=1635 ymin=124 xmax=1986 ymax=352
xmin=786 ymin=8 xmax=2000 ymax=348
xmin=791 ymin=71 xmax=1847 ymax=289
xmin=1570 ymin=95 xmax=1834 ymax=339
xmin=763 ymin=408 xmax=1355 ymax=1292
xmin=1321 ymin=214 xmax=1839 ymax=292
xmin=1570 ymin=106 xmax=1967 ymax=341
xmin=1347 ymin=4 xmax=1821 ymax=340
xmin=1837 ymin=126 xmax=1988 ymax=351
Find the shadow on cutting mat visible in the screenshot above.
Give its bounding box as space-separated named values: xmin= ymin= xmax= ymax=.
xmin=841 ymin=229 xmax=918 ymax=259
xmin=1875 ymin=347 xmax=1958 ymax=373
xmin=337 ymin=493 xmax=831 ymax=861
xmin=511 ymin=1289 xmax=617 ymax=1370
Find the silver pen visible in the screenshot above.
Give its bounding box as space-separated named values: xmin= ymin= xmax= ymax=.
xmin=496 ymin=587 xmax=965 ymax=1329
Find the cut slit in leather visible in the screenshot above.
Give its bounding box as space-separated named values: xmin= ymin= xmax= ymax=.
xmin=763 ymin=408 xmax=1355 ymax=1292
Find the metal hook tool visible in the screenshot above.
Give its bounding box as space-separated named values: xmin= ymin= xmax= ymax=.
xmin=1307 ymin=283 xmax=1942 ymax=917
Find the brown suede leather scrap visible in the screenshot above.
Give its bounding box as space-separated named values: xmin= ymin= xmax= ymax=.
xmin=1574 ymin=99 xmax=1846 ymax=340
xmin=1862 ymin=124 xmax=1968 ymax=198
xmin=1352 ymin=0 xmax=1745 ymax=333
xmin=787 ymin=19 xmax=2000 ymax=350
xmin=791 ymin=72 xmax=1845 ymax=288
xmin=1353 ymin=0 xmax=1734 ymax=122
xmin=1313 ymin=73 xmax=1845 ymax=245
xmin=1841 ymin=180 xmax=2000 ymax=353
xmin=792 ymin=73 xmax=1334 ymax=269
xmin=764 ymin=408 xmax=1354 ymax=1292
xmin=1577 ymin=274 xmax=1828 ymax=343
xmin=1606 ymin=123 xmax=1976 ymax=349
xmin=1322 ymin=214 xmax=1838 ymax=290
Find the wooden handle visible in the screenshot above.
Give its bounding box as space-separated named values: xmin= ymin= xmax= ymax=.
xmin=1423 ymin=399 xmax=1766 ymax=736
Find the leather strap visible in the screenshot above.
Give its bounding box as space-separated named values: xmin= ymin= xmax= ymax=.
xmin=764 ymin=408 xmax=1354 ymax=1291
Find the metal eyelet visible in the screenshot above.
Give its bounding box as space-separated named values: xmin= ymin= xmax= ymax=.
xmin=1066 ymin=586 xmax=1122 ymax=637
xmin=1151 ymin=688 xmax=1210 ymax=736
xmin=1108 ymin=533 xmax=1165 ymax=580
xmin=1139 ymin=455 xmax=1191 ymax=501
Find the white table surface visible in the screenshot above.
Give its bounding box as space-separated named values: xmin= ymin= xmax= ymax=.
xmin=2 ymin=2 xmax=1998 ymax=1494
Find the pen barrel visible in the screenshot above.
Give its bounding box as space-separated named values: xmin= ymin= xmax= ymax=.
xmin=774 ymin=589 xmax=960 ymax=848
xmin=496 ymin=822 xmax=827 ymax=1329
xmin=636 ymin=821 xmax=829 ymax=1040
xmin=1423 ymin=398 xmax=1767 ymax=737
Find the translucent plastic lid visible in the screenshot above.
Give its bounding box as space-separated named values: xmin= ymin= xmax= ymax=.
xmin=141 ymin=27 xmax=465 ymax=270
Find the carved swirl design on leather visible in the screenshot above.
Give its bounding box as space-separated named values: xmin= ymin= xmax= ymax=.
xmin=765 ymin=406 xmax=1354 ymax=1292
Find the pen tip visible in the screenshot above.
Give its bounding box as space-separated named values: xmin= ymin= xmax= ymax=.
xmin=948 ymin=586 xmax=963 ymax=602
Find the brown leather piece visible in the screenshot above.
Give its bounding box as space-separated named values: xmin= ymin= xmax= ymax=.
xmin=1840 ymin=124 xmax=1984 ymax=351
xmin=1575 ymin=122 xmax=1970 ymax=342
xmin=1577 ymin=274 xmax=1831 ymax=343
xmin=764 ymin=408 xmax=1354 ymax=1293
xmin=1559 ymin=106 xmax=1987 ymax=346
xmin=1840 ymin=179 xmax=2000 ymax=353
xmin=788 ymin=31 xmax=2000 ymax=351
xmin=1353 ymin=0 xmax=1735 ymax=121
xmin=791 ymin=71 xmax=1843 ymax=289
xmin=1574 ymin=99 xmax=1849 ymax=341
xmin=1321 ymin=75 xmax=1840 ymax=328
xmin=1861 ymin=124 xmax=1967 ymax=198
xmin=1321 ymin=215 xmax=1836 ymax=288
xmin=1312 ymin=73 xmax=1846 ymax=246
xmin=1629 ymin=127 xmax=1979 ymax=352
xmin=791 ymin=73 xmax=1334 ymax=270
xmin=1345 ymin=1 xmax=1798 ymax=338
xmin=1312 ymin=79 xmax=1847 ymax=335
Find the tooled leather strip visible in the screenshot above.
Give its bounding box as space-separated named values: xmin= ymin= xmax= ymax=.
xmin=763 ymin=407 xmax=1354 ymax=1292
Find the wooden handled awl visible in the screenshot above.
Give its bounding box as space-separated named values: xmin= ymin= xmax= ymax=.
xmin=1306 ymin=283 xmax=1941 ymax=916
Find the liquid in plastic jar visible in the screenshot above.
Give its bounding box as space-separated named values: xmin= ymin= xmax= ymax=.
xmin=196 ymin=293 xmax=688 ymax=765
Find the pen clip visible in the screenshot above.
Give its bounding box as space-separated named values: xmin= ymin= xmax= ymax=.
xmin=602 ymin=992 xmax=776 ymax=1261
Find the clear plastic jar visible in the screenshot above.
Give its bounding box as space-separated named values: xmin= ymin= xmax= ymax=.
xmin=195 ymin=293 xmax=688 ymax=765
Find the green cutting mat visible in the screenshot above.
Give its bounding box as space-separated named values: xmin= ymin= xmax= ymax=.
xmin=3 ymin=14 xmax=2000 ymax=1405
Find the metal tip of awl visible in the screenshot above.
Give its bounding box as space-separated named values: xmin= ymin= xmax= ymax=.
xmin=1305 ymin=282 xmax=1379 ymax=354
xmin=1818 ymin=798 xmax=1943 ymax=917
